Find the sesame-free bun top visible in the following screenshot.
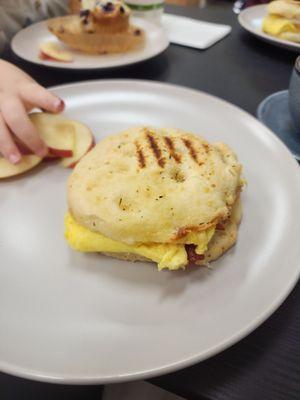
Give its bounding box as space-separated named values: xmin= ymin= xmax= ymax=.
xmin=68 ymin=127 xmax=242 ymax=244
xmin=268 ymin=0 xmax=300 ymax=20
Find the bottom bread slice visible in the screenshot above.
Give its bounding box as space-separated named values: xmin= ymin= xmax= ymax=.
xmin=100 ymin=198 xmax=242 ymax=268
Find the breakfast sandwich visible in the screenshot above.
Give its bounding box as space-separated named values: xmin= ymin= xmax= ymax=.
xmin=65 ymin=127 xmax=243 ymax=270
xmin=263 ymin=0 xmax=300 ymax=42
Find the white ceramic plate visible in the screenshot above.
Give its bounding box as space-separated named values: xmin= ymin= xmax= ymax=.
xmin=238 ymin=4 xmax=300 ymax=52
xmin=11 ymin=18 xmax=168 ymax=69
xmin=1 ymin=80 xmax=300 ymax=384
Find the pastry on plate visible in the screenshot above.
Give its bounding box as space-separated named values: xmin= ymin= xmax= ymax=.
xmin=263 ymin=0 xmax=300 ymax=42
xmin=65 ymin=127 xmax=244 ymax=271
xmin=48 ymin=0 xmax=144 ymax=54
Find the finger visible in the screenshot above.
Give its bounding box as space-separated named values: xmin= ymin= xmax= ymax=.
xmin=0 ymin=114 xmax=21 ymax=164
xmin=19 ymin=82 xmax=65 ymax=113
xmin=1 ymin=97 xmax=48 ymax=157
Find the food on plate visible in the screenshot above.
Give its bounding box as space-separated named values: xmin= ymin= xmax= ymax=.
xmin=69 ymin=0 xmax=82 ymax=14
xmin=0 ymin=113 xmax=95 ymax=179
xmin=60 ymin=121 xmax=94 ymax=168
xmin=262 ymin=0 xmax=300 ymax=42
xmin=65 ymin=127 xmax=244 ymax=270
xmin=39 ymin=42 xmax=73 ymax=62
xmin=0 ymin=155 xmax=42 ymax=179
xmin=29 ymin=113 xmax=75 ymax=158
xmin=47 ymin=0 xmax=145 ymax=54
xmin=30 ymin=113 xmax=95 ymax=164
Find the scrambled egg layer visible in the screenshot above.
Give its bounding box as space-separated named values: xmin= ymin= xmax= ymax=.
xmin=263 ymin=15 xmax=299 ymax=37
xmin=65 ymin=213 xmax=215 ymax=270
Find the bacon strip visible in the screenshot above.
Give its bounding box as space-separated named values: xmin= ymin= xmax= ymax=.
xmin=185 ymin=244 xmax=205 ymax=264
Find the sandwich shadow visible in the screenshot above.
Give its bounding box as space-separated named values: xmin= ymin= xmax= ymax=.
xmin=69 ymin=252 xmax=217 ymax=299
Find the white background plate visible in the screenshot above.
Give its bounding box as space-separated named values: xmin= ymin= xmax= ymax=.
xmin=1 ymin=80 xmax=300 ymax=384
xmin=238 ymin=4 xmax=300 ymax=52
xmin=11 ymin=18 xmax=169 ymax=69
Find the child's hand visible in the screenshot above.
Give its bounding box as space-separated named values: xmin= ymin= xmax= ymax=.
xmin=0 ymin=60 xmax=65 ymax=164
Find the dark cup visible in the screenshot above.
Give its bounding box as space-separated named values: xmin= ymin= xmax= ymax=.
xmin=289 ymin=56 xmax=300 ymax=132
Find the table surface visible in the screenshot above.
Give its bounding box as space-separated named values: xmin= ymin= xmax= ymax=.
xmin=1 ymin=2 xmax=300 ymax=400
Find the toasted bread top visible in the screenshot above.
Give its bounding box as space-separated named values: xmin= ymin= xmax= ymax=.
xmin=268 ymin=0 xmax=300 ymax=20
xmin=68 ymin=127 xmax=242 ymax=244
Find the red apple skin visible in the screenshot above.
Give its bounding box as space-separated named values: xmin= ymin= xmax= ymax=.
xmin=39 ymin=51 xmax=50 ymax=60
xmin=44 ymin=154 xmax=60 ymax=161
xmin=68 ymin=141 xmax=95 ymax=169
xmin=16 ymin=142 xmax=73 ymax=159
xmin=48 ymin=147 xmax=73 ymax=158
xmin=39 ymin=51 xmax=73 ymax=63
xmin=39 ymin=51 xmax=58 ymax=62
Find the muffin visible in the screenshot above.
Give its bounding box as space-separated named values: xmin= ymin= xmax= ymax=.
xmin=48 ymin=0 xmax=144 ymax=54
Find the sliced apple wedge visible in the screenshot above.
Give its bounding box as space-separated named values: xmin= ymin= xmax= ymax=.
xmin=29 ymin=113 xmax=75 ymax=158
xmin=60 ymin=121 xmax=94 ymax=168
xmin=16 ymin=140 xmax=70 ymax=159
xmin=0 ymin=155 xmax=42 ymax=179
xmin=39 ymin=42 xmax=73 ymax=63
xmin=48 ymin=147 xmax=73 ymax=158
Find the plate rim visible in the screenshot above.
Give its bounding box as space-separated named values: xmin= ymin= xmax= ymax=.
xmin=238 ymin=4 xmax=300 ymax=52
xmin=11 ymin=18 xmax=169 ymax=70
xmin=1 ymin=79 xmax=300 ymax=384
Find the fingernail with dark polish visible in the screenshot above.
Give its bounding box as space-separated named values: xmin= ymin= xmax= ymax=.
xmin=54 ymin=98 xmax=65 ymax=111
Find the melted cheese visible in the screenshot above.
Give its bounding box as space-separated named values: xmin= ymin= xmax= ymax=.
xmin=65 ymin=213 xmax=215 ymax=270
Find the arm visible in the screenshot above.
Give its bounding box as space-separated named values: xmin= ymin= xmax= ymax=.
xmin=0 ymin=60 xmax=64 ymax=163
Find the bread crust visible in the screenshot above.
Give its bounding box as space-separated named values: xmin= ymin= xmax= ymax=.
xmin=68 ymin=127 xmax=243 ymax=245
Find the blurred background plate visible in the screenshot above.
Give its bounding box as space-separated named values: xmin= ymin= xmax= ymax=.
xmin=11 ymin=18 xmax=169 ymax=70
xmin=238 ymin=4 xmax=300 ymax=52
xmin=0 ymin=80 xmax=300 ymax=384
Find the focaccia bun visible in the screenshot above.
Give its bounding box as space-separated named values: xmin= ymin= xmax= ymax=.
xmin=68 ymin=127 xmax=242 ymax=245
xmin=199 ymin=196 xmax=242 ymax=264
xmin=268 ymin=0 xmax=300 ymax=20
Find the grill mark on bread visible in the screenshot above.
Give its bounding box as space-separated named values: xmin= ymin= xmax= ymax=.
xmin=145 ymin=131 xmax=165 ymax=168
xmin=164 ymin=137 xmax=181 ymax=163
xmin=135 ymin=141 xmax=146 ymax=168
xmin=202 ymin=143 xmax=210 ymax=154
xmin=182 ymin=138 xmax=203 ymax=165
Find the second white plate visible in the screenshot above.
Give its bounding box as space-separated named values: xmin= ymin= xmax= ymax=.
xmin=238 ymin=4 xmax=300 ymax=52
xmin=11 ymin=18 xmax=169 ymax=69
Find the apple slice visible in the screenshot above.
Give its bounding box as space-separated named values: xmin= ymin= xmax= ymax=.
xmin=29 ymin=113 xmax=75 ymax=158
xmin=14 ymin=137 xmax=63 ymax=159
xmin=39 ymin=42 xmax=73 ymax=63
xmin=60 ymin=121 xmax=94 ymax=168
xmin=0 ymin=155 xmax=42 ymax=179
xmin=14 ymin=136 xmax=63 ymax=159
